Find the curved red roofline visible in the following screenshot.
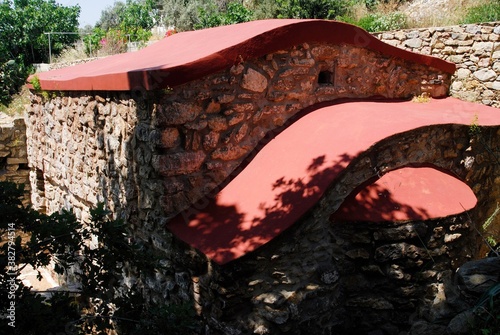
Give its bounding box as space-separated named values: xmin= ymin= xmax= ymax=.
xmin=30 ymin=19 xmax=456 ymax=91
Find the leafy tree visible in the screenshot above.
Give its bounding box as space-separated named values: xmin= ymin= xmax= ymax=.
xmin=0 ymin=182 xmax=82 ymax=334
xmin=0 ymin=0 xmax=80 ymax=65
xmin=0 ymin=181 xmax=200 ymax=334
xmin=273 ymin=0 xmax=353 ymax=19
xmin=248 ymin=0 xmax=278 ymax=19
xmin=160 ymin=0 xmax=205 ymax=31
xmin=0 ymin=0 xmax=80 ymax=105
xmin=195 ymin=1 xmax=253 ymax=29
xmin=96 ymin=0 xmax=156 ymax=42
xmin=96 ymin=1 xmax=128 ymax=31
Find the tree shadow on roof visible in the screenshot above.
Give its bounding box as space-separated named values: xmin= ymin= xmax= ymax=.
xmin=167 ymin=154 xmax=464 ymax=265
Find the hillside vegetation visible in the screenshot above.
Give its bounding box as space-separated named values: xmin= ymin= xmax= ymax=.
xmin=1 ymin=0 xmax=500 ymax=114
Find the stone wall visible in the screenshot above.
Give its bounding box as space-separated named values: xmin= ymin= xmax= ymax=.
xmin=26 ymin=41 xmax=449 ymax=224
xmin=374 ymin=22 xmax=500 ymax=107
xmin=0 ymin=113 xmax=30 ymax=205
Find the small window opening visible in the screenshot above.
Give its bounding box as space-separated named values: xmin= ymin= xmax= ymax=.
xmin=318 ymin=70 xmax=334 ymax=86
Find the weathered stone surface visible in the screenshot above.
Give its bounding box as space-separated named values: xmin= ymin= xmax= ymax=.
xmin=375 ymin=22 xmax=500 ymax=107
xmin=456 ymin=257 xmax=500 ymax=296
xmin=160 ymin=128 xmax=180 ymax=148
xmin=156 ymin=151 xmax=206 ymax=177
xmin=409 ymin=321 xmax=447 ymax=335
xmin=211 ymin=144 xmax=248 ymax=161
xmin=473 ymin=68 xmax=497 ymax=81
xmin=405 ymin=38 xmax=423 ymax=48
xmin=241 ymin=68 xmax=268 ymax=92
xmin=0 ymin=114 xmax=30 ymax=204
xmin=157 ymin=102 xmax=202 ymax=125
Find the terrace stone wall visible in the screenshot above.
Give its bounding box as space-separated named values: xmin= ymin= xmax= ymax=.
xmin=374 ymin=22 xmax=500 ymax=107
xmin=0 ymin=113 xmax=30 ymax=205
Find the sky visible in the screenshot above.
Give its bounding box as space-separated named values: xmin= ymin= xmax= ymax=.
xmin=56 ymin=0 xmax=119 ymax=27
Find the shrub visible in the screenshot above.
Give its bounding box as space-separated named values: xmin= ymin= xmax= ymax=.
xmin=0 ymin=60 xmax=28 ymax=106
xmin=463 ymin=1 xmax=500 ymax=24
xmin=0 ymin=181 xmax=200 ymax=334
xmin=356 ymin=12 xmax=407 ymax=32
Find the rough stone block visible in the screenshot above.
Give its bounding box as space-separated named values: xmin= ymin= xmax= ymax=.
xmin=155 ymin=151 xmax=206 ymax=177
xmin=7 ymin=158 xmax=28 ymax=165
xmin=160 ymin=128 xmax=180 ymax=148
xmin=241 ymin=68 xmax=268 ymax=93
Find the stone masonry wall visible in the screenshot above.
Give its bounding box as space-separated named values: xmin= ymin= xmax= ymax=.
xmin=0 ymin=113 xmax=30 ymax=205
xmin=26 ymin=41 xmax=449 ymax=225
xmin=374 ymin=22 xmax=500 ymax=107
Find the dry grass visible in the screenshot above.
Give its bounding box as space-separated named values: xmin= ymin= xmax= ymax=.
xmin=401 ymin=0 xmax=493 ymax=28
xmin=349 ymin=0 xmax=495 ymax=29
xmin=411 ymin=92 xmax=432 ymax=103
xmin=53 ymin=41 xmax=89 ymax=64
xmin=0 ymin=85 xmax=30 ymax=117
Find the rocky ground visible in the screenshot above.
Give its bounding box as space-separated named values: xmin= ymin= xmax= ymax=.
xmin=400 ymin=0 xmax=488 ymax=27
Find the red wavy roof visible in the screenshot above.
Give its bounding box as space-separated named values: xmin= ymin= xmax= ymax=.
xmin=31 ymin=19 xmax=455 ymax=91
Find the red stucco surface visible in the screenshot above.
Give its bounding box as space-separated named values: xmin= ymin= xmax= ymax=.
xmin=30 ymin=19 xmax=455 ymax=91
xmin=168 ymin=98 xmax=500 ymax=265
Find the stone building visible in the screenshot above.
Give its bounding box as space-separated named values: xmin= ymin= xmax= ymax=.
xmin=25 ymin=19 xmax=500 ymax=334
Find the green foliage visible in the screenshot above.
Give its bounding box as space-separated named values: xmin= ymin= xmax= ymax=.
xmin=273 ymin=0 xmax=353 ymax=19
xmin=0 ymin=181 xmax=200 ymax=334
xmin=482 ymin=204 xmax=500 ymax=253
xmin=29 ymin=75 xmax=42 ymax=92
xmin=82 ymin=27 xmax=106 ymax=56
xmin=195 ymin=1 xmax=253 ymax=29
xmin=463 ymin=0 xmax=500 ymax=24
xmin=248 ymin=0 xmax=279 ymax=19
xmin=161 ymin=0 xmax=203 ymax=32
xmin=470 ymin=114 xmax=482 ymax=136
xmin=0 ymin=0 xmax=80 ymax=64
xmin=350 ymin=11 xmax=407 ymax=32
xmin=471 ymin=283 xmax=500 ymax=335
xmin=0 ymin=0 xmax=80 ymax=104
xmin=0 ymin=59 xmax=27 ymax=106
xmin=96 ymin=1 xmax=127 ymax=31
xmin=96 ymin=0 xmax=154 ymax=43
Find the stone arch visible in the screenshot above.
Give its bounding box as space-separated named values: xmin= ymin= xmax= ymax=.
xmin=331 ymin=163 xmax=478 ymax=223
xmin=167 ymin=100 xmax=500 ymax=265
xmin=320 ymin=123 xmax=499 ymax=231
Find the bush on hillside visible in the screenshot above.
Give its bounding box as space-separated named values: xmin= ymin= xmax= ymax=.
xmin=340 ymin=11 xmax=408 ymax=32
xmin=0 ymin=60 xmax=29 ymax=106
xmin=463 ymin=1 xmax=500 ymax=24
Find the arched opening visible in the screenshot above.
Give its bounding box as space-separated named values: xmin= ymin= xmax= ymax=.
xmin=331 ymin=165 xmax=478 ymax=223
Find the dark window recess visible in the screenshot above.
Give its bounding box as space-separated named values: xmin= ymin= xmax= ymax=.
xmin=318 ymin=70 xmax=334 ymax=85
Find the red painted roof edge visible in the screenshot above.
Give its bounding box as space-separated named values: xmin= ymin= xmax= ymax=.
xmin=31 ymin=19 xmax=456 ymax=91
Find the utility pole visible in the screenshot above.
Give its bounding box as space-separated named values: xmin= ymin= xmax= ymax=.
xmin=44 ymin=32 xmax=82 ymax=64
